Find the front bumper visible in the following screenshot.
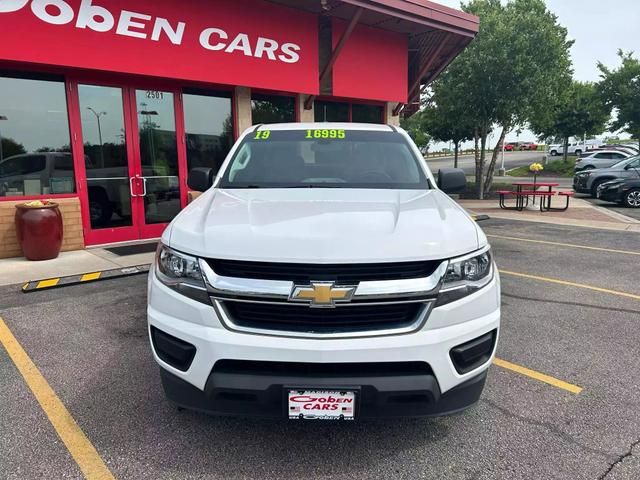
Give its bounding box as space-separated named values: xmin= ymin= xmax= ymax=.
xmin=160 ymin=363 xmax=489 ymax=418
xmin=147 ymin=266 xmax=501 ymax=418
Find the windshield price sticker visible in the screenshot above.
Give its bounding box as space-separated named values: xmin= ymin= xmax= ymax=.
xmin=305 ymin=129 xmax=346 ymax=139
xmin=254 ymin=130 xmax=271 ymax=140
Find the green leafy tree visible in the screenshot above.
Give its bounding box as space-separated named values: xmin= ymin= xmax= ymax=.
xmin=531 ymin=81 xmax=609 ymax=162
xmin=0 ymin=137 xmax=26 ymax=159
xmin=400 ymin=114 xmax=432 ymax=151
xmin=436 ymin=0 xmax=573 ymax=197
xmin=420 ymin=94 xmax=474 ymax=168
xmin=598 ymin=51 xmax=640 ymax=148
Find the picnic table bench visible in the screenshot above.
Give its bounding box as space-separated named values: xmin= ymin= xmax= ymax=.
xmin=498 ymin=182 xmax=574 ymax=211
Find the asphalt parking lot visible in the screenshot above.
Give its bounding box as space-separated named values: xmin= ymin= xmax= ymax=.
xmin=1 ymin=218 xmax=639 ymax=480
xmin=579 ymin=194 xmax=640 ymax=221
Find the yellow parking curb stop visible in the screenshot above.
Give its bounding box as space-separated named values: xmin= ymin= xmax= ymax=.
xmin=22 ymin=264 xmax=150 ymax=293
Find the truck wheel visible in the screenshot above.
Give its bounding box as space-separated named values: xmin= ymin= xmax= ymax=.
xmin=623 ymin=189 xmax=640 ymax=208
xmin=550 ymin=150 xmax=558 ymax=156
xmin=574 ymin=149 xmax=582 ymax=156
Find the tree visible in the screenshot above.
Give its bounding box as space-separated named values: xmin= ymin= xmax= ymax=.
xmin=420 ymin=92 xmax=474 ymax=168
xmin=434 ymin=0 xmax=573 ymax=198
xmin=0 ymin=137 xmax=26 ymax=159
xmin=400 ymin=114 xmax=432 ymax=151
xmin=530 ymin=81 xmax=609 ymax=161
xmin=598 ymin=51 xmax=640 ymax=148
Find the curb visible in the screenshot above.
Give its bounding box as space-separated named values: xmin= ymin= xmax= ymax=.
xmin=21 ymin=264 xmax=150 ymax=293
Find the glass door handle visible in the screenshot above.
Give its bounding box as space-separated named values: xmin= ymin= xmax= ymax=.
xmin=141 ymin=177 xmax=148 ymax=197
xmin=129 ymin=177 xmax=140 ymax=197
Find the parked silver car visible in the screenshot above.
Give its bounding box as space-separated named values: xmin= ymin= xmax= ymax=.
xmin=574 ymin=150 xmax=631 ymax=171
xmin=574 ymin=156 xmax=640 ymax=197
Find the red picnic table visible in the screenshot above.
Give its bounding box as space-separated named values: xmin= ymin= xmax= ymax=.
xmin=498 ymin=182 xmax=574 ymax=211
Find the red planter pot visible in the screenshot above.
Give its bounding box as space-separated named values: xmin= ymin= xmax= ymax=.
xmin=15 ymin=203 xmax=63 ymax=261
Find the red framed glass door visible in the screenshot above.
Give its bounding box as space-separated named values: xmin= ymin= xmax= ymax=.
xmin=129 ymin=88 xmax=187 ymax=239
xmin=70 ymin=81 xmax=187 ymax=245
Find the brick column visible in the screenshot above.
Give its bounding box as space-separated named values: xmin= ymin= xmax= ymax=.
xmin=297 ymin=94 xmax=314 ymax=123
xmin=385 ymin=102 xmax=400 ymax=126
xmin=234 ymin=86 xmax=252 ymax=136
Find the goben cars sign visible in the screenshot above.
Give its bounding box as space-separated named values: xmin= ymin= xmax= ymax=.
xmin=0 ymin=0 xmax=319 ymax=93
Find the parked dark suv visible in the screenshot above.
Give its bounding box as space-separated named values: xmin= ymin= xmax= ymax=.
xmin=574 ymin=156 xmax=640 ymax=197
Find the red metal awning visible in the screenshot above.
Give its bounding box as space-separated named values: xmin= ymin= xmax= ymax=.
xmin=266 ymin=0 xmax=478 ymax=114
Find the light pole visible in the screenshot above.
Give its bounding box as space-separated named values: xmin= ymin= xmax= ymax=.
xmin=87 ymin=107 xmax=107 ymax=167
xmin=138 ymin=104 xmax=159 ymax=167
xmin=0 ymin=115 xmax=8 ymax=162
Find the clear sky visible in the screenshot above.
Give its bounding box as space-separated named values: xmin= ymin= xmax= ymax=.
xmin=435 ymin=0 xmax=640 ymax=145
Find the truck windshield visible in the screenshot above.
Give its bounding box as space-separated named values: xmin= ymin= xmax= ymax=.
xmin=218 ymin=129 xmax=430 ymax=189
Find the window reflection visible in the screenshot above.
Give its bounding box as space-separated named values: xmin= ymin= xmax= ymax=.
xmin=0 ymin=74 xmax=73 ymax=197
xmin=135 ymin=90 xmax=180 ymax=224
xmin=352 ymin=104 xmax=384 ymax=123
xmin=314 ymin=101 xmax=349 ymax=122
xmin=251 ymin=94 xmax=295 ymax=124
xmin=78 ymin=84 xmax=132 ymax=228
xmin=183 ymin=90 xmax=233 ymax=176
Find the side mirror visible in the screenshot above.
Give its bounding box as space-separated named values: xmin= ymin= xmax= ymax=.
xmin=187 ymin=167 xmax=214 ymax=192
xmin=437 ymin=168 xmax=466 ymax=194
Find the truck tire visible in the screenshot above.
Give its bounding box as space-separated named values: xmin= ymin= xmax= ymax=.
xmin=623 ymin=189 xmax=640 ymax=208
xmin=574 ymin=149 xmax=582 ymax=156
xmin=550 ymin=150 xmax=558 ymax=156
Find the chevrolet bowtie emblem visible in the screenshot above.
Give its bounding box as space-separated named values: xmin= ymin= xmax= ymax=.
xmin=289 ymin=282 xmax=356 ymax=307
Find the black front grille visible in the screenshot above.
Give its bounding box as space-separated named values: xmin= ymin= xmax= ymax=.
xmin=221 ymin=301 xmax=425 ymax=334
xmin=213 ymin=359 xmax=433 ymax=377
xmin=208 ymin=259 xmax=440 ymax=283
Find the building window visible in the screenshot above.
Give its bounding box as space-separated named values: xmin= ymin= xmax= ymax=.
xmin=183 ymin=89 xmax=233 ymax=176
xmin=314 ymin=101 xmax=349 ymax=122
xmin=352 ymin=103 xmax=384 ymax=123
xmin=251 ymin=94 xmax=295 ymax=124
xmin=0 ymin=74 xmax=73 ymax=197
xmin=314 ymin=101 xmax=384 ymax=123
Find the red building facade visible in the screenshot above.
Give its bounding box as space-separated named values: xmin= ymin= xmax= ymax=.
xmin=0 ymin=0 xmax=478 ymax=253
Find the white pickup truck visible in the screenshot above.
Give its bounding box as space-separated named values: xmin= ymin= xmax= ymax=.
xmin=147 ymin=123 xmax=500 ymax=420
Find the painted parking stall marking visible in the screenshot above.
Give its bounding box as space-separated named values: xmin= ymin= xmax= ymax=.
xmin=0 ymin=316 xmax=115 ymax=480
xmin=487 ymin=234 xmax=640 ymax=256
xmin=500 ymin=270 xmax=640 ymax=301
xmin=494 ymin=358 xmax=583 ymax=394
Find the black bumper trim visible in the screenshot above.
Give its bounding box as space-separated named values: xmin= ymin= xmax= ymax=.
xmin=159 ymin=364 xmax=488 ymax=419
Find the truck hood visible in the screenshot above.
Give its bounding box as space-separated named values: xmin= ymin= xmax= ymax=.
xmin=166 ymin=188 xmax=482 ymax=263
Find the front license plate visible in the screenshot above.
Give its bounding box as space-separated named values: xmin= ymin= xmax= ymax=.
xmin=288 ymin=390 xmax=356 ymax=420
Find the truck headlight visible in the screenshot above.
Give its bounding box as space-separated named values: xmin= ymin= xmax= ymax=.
xmin=155 ymin=244 xmax=210 ymax=304
xmin=437 ymin=247 xmax=494 ymax=306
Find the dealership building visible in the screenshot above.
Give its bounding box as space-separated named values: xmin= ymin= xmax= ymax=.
xmin=0 ymin=0 xmax=478 ymax=255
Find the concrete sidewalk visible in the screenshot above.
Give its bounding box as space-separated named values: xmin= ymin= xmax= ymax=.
xmin=460 ymin=197 xmax=640 ymax=232
xmin=0 ymin=244 xmax=156 ymax=287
